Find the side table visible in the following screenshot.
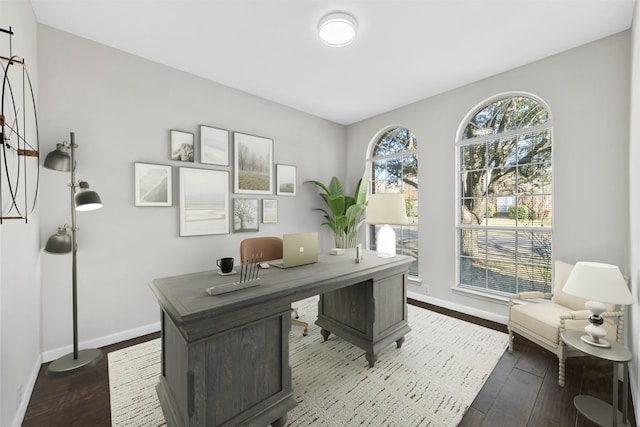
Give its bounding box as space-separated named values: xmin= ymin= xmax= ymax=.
xmin=561 ymin=330 xmax=632 ymax=427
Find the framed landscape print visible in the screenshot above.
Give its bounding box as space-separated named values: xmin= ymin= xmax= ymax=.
xmin=170 ymin=130 xmax=194 ymax=162
xmin=200 ymin=125 xmax=230 ymax=166
xmin=134 ymin=163 xmax=172 ymax=206
xmin=276 ymin=164 xmax=296 ymax=196
xmin=262 ymin=199 xmax=278 ymax=224
xmin=233 ymin=132 xmax=273 ymax=194
xmin=233 ymin=198 xmax=259 ymax=232
xmin=179 ymin=168 xmax=229 ymax=236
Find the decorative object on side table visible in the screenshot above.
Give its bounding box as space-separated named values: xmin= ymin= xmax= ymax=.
xmin=43 ymin=132 xmax=104 ymax=377
xmin=562 ymin=329 xmax=632 ymax=427
xmin=562 ymin=261 xmax=634 ymax=348
xmin=365 ymin=192 xmax=409 ymax=257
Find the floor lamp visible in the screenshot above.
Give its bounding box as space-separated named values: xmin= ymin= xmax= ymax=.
xmin=43 ymin=132 xmax=104 ymax=378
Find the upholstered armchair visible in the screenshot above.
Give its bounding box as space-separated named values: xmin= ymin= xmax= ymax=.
xmin=508 ymin=260 xmax=626 ymax=386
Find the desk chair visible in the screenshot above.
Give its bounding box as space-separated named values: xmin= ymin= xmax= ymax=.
xmin=240 ymin=236 xmax=308 ymax=336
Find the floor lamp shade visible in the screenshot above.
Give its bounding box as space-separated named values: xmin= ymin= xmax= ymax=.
xmin=43 ymin=143 xmax=71 ymax=172
xmin=562 ymin=261 xmax=634 ymax=347
xmin=75 ymin=181 xmax=103 ymax=211
xmin=44 ymin=226 xmax=73 ymax=254
xmin=365 ymin=193 xmax=409 ymax=257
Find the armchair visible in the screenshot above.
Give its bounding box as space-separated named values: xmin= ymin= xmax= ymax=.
xmin=508 ymin=260 xmax=625 ymax=386
xmin=240 ymin=237 xmax=308 ymax=336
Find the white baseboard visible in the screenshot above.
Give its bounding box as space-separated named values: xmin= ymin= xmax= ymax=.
xmin=42 ymin=322 xmax=161 ymax=363
xmin=12 ymin=353 xmax=42 ymax=427
xmin=407 ymin=290 xmax=508 ymax=325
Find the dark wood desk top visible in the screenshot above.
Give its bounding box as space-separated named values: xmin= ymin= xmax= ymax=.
xmin=149 ymin=250 xmax=413 ymax=326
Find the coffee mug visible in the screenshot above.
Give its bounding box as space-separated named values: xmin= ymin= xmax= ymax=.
xmin=216 ymin=257 xmax=234 ymax=273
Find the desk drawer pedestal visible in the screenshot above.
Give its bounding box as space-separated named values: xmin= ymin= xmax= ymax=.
xmin=158 ymin=304 xmax=296 ymax=427
xmin=315 ymin=270 xmax=410 ymax=367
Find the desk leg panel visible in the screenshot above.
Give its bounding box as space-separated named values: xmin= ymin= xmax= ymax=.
xmin=159 ymin=309 xmax=297 ymax=426
xmin=316 ymin=272 xmax=410 ymax=366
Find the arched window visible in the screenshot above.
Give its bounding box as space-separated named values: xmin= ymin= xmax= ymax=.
xmin=457 ymin=94 xmax=552 ymax=295
xmin=367 ymin=127 xmax=419 ymax=276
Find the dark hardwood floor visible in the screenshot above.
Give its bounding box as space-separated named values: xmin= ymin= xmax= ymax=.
xmin=22 ymin=302 xmax=636 ymax=426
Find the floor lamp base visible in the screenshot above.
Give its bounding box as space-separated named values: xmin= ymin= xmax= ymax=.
xmin=46 ymin=348 xmax=104 ymax=378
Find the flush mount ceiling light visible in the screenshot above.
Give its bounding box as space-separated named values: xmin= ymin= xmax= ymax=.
xmin=318 ymin=12 xmax=357 ymax=47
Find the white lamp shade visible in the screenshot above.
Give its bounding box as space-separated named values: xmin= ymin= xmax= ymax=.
xmin=365 ymin=193 xmax=409 ymax=225
xmin=562 ymin=261 xmax=634 ymax=305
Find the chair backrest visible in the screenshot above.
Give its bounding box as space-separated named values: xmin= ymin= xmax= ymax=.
xmin=240 ymin=237 xmax=283 ymax=262
xmin=552 ymin=260 xmax=614 ymax=312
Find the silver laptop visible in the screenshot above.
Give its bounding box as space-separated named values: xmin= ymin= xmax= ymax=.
xmin=271 ymin=232 xmax=319 ymax=268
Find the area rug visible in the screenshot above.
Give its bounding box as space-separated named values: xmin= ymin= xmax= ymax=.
xmin=109 ymin=297 xmax=508 ymax=426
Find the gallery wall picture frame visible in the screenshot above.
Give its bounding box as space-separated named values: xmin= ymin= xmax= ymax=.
xmin=170 ymin=130 xmax=195 ymax=162
xmin=262 ymin=199 xmax=278 ymax=224
xmin=200 ymin=125 xmax=230 ymax=166
xmin=134 ymin=163 xmax=173 ymax=207
xmin=233 ymin=198 xmax=259 ymax=232
xmin=233 ymin=132 xmax=273 ymax=194
xmin=179 ymin=167 xmax=229 ymax=236
xmin=276 ymin=164 xmax=296 ymax=196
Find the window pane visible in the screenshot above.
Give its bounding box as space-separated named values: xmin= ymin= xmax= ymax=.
xmin=457 ymin=95 xmax=552 ymax=296
xmin=369 ymin=127 xmax=419 ymax=277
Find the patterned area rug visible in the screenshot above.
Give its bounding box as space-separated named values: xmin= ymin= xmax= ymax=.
xmin=109 ymin=297 xmax=508 ymax=426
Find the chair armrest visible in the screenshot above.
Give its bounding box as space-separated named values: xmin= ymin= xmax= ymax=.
xmin=509 ymin=292 xmax=553 ymax=307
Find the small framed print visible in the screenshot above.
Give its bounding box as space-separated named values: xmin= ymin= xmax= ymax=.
xmin=170 ymin=130 xmax=194 ymax=162
xmin=262 ymin=199 xmax=278 ymax=224
xmin=233 ymin=132 xmax=273 ymax=194
xmin=134 ymin=163 xmax=172 ymax=207
xmin=233 ymin=198 xmax=259 ymax=232
xmin=179 ymin=168 xmax=229 ymax=236
xmin=276 ymin=164 xmax=296 ymax=196
xmin=200 ymin=125 xmax=230 ymax=166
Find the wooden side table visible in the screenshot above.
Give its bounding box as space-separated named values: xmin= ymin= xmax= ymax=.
xmin=561 ymin=330 xmax=632 ymax=427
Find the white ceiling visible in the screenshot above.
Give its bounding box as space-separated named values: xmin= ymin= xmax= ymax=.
xmin=30 ymin=0 xmax=636 ymax=125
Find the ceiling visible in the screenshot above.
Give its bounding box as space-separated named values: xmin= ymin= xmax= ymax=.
xmin=30 ymin=0 xmax=636 ymax=125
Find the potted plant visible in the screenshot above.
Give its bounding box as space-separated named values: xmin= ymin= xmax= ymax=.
xmin=306 ymin=168 xmax=369 ymax=249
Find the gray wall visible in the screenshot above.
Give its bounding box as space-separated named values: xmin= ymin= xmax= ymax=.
xmin=347 ymin=32 xmax=631 ymax=321
xmin=347 ymin=30 xmax=636 ymax=400
xmin=628 ymin=1 xmax=640 ymax=416
xmin=37 ymin=26 xmax=346 ymax=360
xmin=0 ymin=3 xmax=41 ymax=426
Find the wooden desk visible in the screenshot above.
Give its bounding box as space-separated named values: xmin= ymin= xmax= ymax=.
xmin=149 ymin=251 xmax=413 ymax=427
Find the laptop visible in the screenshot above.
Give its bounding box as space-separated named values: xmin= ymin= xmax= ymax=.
xmin=270 ymin=232 xmax=319 ymax=268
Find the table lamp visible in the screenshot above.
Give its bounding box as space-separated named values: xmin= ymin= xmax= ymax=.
xmin=365 ymin=193 xmax=408 ymax=257
xmin=562 ymin=261 xmax=634 ymax=348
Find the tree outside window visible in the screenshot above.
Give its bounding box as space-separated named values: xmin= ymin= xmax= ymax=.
xmin=457 ymin=95 xmax=553 ymax=295
xmin=368 ymin=127 xmax=419 ymax=276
